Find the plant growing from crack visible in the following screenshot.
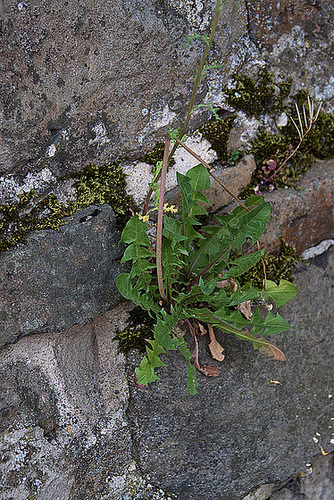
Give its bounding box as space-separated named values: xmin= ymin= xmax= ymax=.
xmin=116 ymin=0 xmax=299 ymax=394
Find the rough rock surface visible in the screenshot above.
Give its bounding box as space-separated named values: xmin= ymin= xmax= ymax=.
xmin=126 ymin=247 xmax=334 ymax=500
xmin=0 ymin=0 xmax=246 ymax=178
xmin=260 ymin=158 xmax=334 ymax=255
xmin=0 ymin=204 xmax=124 ymax=348
xmin=0 ymin=304 xmax=179 ymax=500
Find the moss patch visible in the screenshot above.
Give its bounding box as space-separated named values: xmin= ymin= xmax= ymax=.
xmin=113 ymin=306 xmax=155 ymax=354
xmin=0 ymin=162 xmax=137 ymax=253
xmin=199 ymin=115 xmax=235 ymax=161
xmin=240 ymin=105 xmax=334 ymax=197
xmin=224 ymin=68 xmax=293 ymax=118
xmin=142 ymin=141 xmax=176 ymax=167
xmin=239 ymin=239 xmax=300 ymax=288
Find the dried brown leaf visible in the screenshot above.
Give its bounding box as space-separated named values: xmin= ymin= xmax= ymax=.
xmin=237 ymin=300 xmax=252 ymax=320
xmin=199 ymin=364 xmax=221 ymax=377
xmin=217 ymin=277 xmax=238 ymax=292
xmin=208 ymin=324 xmax=225 ymax=361
xmin=198 ymin=323 xmax=207 ymax=336
xmin=257 ymin=339 xmax=286 ymax=361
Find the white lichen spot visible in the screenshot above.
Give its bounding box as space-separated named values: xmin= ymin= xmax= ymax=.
xmin=89 ymin=122 xmax=110 ymax=146
xmin=122 ymin=162 xmax=153 ymax=204
xmin=137 ymin=104 xmax=177 ymax=145
xmin=141 ymin=108 xmax=149 ymax=117
xmin=277 ymin=112 xmax=288 ymax=127
xmin=17 ymin=2 xmax=24 ymax=11
xmin=47 ymin=144 xmax=56 ymax=157
xmin=301 ymin=240 xmax=334 ymax=260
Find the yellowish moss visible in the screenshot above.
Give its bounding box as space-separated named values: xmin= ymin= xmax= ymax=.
xmin=0 ymin=162 xmax=137 ymax=253
xmin=239 ymin=239 xmax=300 ymax=288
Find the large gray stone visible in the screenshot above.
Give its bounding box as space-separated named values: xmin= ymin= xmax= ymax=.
xmin=0 ymin=204 xmax=124 ymax=348
xmin=0 ymin=304 xmax=180 ymax=500
xmin=126 ymin=248 xmax=334 ymax=499
xmin=0 ymin=0 xmax=247 ymax=178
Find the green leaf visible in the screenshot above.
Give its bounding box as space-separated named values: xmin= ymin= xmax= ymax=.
xmin=225 ymin=250 xmax=265 ymax=278
xmin=135 ymin=340 xmax=167 ymax=386
xmin=115 ymin=273 xmax=133 ymax=300
xmin=186 ymin=164 xmax=211 ymax=191
xmin=199 ymin=276 xmax=218 ymax=295
xmin=251 ymin=307 xmax=264 ymax=336
xmin=228 ymin=286 xmax=261 ymax=306
xmin=121 ymin=243 xmax=153 ymax=263
xmin=120 ymin=215 xmax=150 ymax=246
xmin=264 ymin=311 xmax=291 ymax=335
xmin=263 ymin=279 xmax=299 ymax=308
xmin=178 ymin=339 xmax=199 ymax=395
xmin=154 ymin=308 xmax=181 ymax=350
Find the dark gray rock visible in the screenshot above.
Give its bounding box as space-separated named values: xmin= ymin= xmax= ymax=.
xmin=127 ymin=248 xmax=334 ymax=500
xmin=0 ymin=305 xmax=179 ymax=500
xmin=0 ymin=0 xmax=247 ymax=178
xmin=0 ymin=204 xmax=124 ymax=348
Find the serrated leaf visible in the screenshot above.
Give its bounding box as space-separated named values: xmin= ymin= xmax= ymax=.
xmin=135 ymin=357 xmax=159 ymax=385
xmin=134 ymin=340 xmax=167 ymax=386
xmin=154 ymin=308 xmax=181 ymax=350
xmin=263 ymin=279 xmax=299 ymax=308
xmin=178 ymin=339 xmax=199 ymax=395
xmin=251 ymin=307 xmax=264 ymax=336
xmin=264 ymin=311 xmax=291 ymax=335
xmin=199 ymin=276 xmax=218 ymax=295
xmin=120 ymin=215 xmax=150 ymax=246
xmin=225 ymin=250 xmax=265 ymax=278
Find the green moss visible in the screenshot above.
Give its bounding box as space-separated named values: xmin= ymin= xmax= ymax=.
xmin=239 ymin=239 xmax=300 ymax=288
xmin=142 ymin=141 xmax=176 ymax=167
xmin=113 ymin=306 xmax=155 ymax=354
xmin=224 ymin=68 xmax=293 ymax=118
xmin=240 ymin=105 xmax=334 ymax=197
xmin=0 ymin=162 xmax=137 ymax=253
xmin=199 ymin=116 xmax=235 ymax=160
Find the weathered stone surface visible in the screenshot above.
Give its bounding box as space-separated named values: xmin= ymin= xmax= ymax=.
xmin=0 ymin=305 xmax=131 ymax=499
xmin=259 ymin=158 xmax=334 ymax=254
xmin=0 ymin=304 xmax=181 ymax=500
xmin=0 ymin=204 xmax=124 ymax=348
xmin=0 ymin=0 xmax=247 ymax=179
xmin=127 ymin=247 xmax=334 ymax=499
xmin=246 ymin=0 xmax=334 ymax=49
xmin=266 ymin=452 xmax=334 ymax=500
xmin=203 ymin=153 xmax=256 ymax=211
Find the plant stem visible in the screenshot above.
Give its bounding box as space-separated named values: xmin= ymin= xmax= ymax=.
xmin=156 ymin=137 xmax=170 ymax=302
xmin=175 ymin=138 xmax=248 ymax=210
xmin=142 ymin=0 xmax=222 ymax=215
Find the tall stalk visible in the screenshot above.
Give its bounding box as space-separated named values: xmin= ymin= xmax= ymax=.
xmin=142 ymin=0 xmax=222 ymax=216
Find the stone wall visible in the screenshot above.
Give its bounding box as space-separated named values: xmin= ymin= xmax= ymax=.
xmin=0 ymin=1 xmax=334 ymax=498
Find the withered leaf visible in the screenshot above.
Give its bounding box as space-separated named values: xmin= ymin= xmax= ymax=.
xmin=198 ymin=322 xmax=207 ymax=336
xmin=208 ymin=324 xmax=225 ymax=361
xmin=237 ymin=300 xmax=252 ymax=320
xmin=199 ymin=364 xmax=221 ymax=377
xmin=257 ymin=338 xmax=286 ymax=361
xmin=217 ymin=277 xmax=238 ymax=292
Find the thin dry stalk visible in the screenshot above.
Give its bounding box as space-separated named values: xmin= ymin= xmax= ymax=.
xmin=156 ymin=137 xmax=170 ymax=301
xmin=142 ymin=0 xmax=221 ymax=216
xmin=175 ymin=138 xmax=248 ymax=211
xmin=265 ymin=100 xmax=322 ymax=186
